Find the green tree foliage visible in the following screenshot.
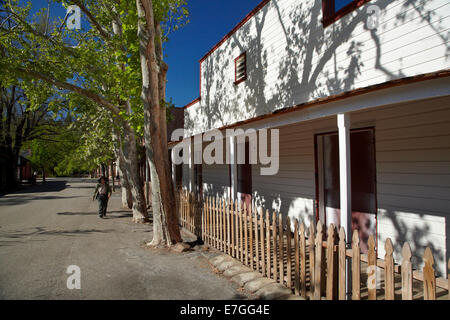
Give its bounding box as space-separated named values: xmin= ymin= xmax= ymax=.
xmin=1 ymin=0 xmax=188 ymax=224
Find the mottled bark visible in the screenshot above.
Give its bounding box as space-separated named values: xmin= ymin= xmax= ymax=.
xmin=122 ymin=125 xmax=148 ymax=223
xmin=110 ymin=8 xmax=147 ymax=222
xmin=136 ymin=0 xmax=181 ymax=245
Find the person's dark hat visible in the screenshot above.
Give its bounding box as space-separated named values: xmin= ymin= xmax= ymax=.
xmin=98 ymin=175 xmax=108 ymax=182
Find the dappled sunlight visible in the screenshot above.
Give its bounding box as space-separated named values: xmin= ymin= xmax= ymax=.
xmin=185 ymin=0 xmax=449 ymax=135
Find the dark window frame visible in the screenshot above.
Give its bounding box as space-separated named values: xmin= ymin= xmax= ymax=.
xmin=322 ymin=0 xmax=371 ymax=28
xmin=234 ymin=52 xmax=247 ymax=85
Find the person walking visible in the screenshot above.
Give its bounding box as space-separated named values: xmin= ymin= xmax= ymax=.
xmin=93 ymin=176 xmax=112 ymax=218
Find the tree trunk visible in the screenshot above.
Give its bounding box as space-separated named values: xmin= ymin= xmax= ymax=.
xmin=122 ymin=125 xmax=148 ymax=223
xmin=116 ymin=149 xmax=133 ymax=209
xmin=113 ymin=128 xmax=133 ymax=210
xmin=110 ymin=162 xmax=115 ymax=192
xmin=101 ymin=163 xmax=107 ymax=177
xmin=136 ymin=0 xmax=181 ymax=246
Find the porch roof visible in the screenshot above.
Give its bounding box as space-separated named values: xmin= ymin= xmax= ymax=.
xmin=170 ymin=68 xmax=450 ymax=147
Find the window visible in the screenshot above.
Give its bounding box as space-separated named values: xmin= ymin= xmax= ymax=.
xmin=322 ymin=0 xmax=371 ymax=28
xmin=234 ymin=52 xmax=247 ymax=84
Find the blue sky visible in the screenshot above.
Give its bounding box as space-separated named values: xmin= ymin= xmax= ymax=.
xmin=164 ymin=0 xmax=263 ymax=107
xmin=165 ymin=0 xmax=355 ymax=107
xmin=30 ymin=0 xmax=356 ymax=108
xmin=30 ymin=0 xmax=263 ymax=108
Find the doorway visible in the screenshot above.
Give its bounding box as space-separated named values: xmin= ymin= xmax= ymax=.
xmin=194 ymin=163 xmax=202 ymax=200
xmin=315 ymin=128 xmax=377 ymax=252
xmin=237 ymin=141 xmax=252 ymax=211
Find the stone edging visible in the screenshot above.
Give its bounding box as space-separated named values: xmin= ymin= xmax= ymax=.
xmin=208 ymin=254 xmax=305 ymax=300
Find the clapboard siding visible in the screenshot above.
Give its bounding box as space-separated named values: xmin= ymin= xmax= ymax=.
xmin=247 ymin=96 xmax=450 ymax=275
xmin=251 ymin=121 xmax=318 ymax=227
xmin=187 ymin=96 xmax=450 ymax=274
xmin=351 ymin=96 xmax=450 ymax=276
xmin=182 ymin=164 xmax=190 ymax=190
xmin=202 ymin=164 xmax=230 ymax=199
xmin=185 ymin=0 xmax=450 ymax=135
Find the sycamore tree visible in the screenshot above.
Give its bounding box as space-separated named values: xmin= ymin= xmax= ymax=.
xmin=135 ymin=0 xmax=188 ymax=245
xmin=0 ymin=0 xmax=188 ymax=244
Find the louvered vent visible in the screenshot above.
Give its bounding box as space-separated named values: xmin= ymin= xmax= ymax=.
xmin=235 ymin=53 xmax=247 ymax=83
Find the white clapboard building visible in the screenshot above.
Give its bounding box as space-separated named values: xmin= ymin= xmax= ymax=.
xmin=170 ymin=0 xmax=450 ymax=276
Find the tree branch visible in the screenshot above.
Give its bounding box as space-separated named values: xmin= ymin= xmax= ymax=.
xmin=70 ymin=0 xmax=110 ymax=41
xmin=11 ymin=66 xmax=128 ymax=128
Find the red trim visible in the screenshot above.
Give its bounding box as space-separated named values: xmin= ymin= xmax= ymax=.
xmin=199 ymin=60 xmax=202 ymax=98
xmin=171 ymin=69 xmax=450 ymax=145
xmin=372 ymin=126 xmax=378 ymax=254
xmin=314 ymin=135 xmax=320 ymax=223
xmin=199 ymin=0 xmax=271 ymax=63
xmin=314 ymin=127 xmax=378 ymax=250
xmin=183 ymin=97 xmax=201 ymax=109
xmin=234 ymin=52 xmax=247 ymax=85
xmin=322 ymin=0 xmax=371 ymax=28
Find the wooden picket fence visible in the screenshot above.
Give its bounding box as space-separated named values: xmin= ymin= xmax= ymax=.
xmin=178 ymin=190 xmax=450 ymax=300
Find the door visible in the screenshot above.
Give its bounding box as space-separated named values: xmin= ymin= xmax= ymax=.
xmin=316 ymin=128 xmax=377 ymax=253
xmin=237 ymin=141 xmax=252 ymax=211
xmin=194 ymin=163 xmax=202 ymax=201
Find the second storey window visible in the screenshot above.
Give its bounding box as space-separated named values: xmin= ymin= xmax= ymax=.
xmin=234 ymin=52 xmax=247 ymax=84
xmin=322 ymin=0 xmax=371 ymax=28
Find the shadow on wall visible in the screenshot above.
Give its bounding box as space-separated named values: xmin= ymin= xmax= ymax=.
xmin=202 ymin=183 xmax=230 ymax=200
xmin=185 ymin=0 xmax=448 ymax=132
xmin=380 ymin=207 xmax=448 ymax=277
xmin=186 ymin=0 xmax=449 ymax=276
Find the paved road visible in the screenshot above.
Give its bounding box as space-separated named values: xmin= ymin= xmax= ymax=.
xmin=0 ymin=178 xmax=246 ymax=299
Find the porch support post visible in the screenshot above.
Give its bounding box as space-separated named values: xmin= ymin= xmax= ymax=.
xmin=188 ymin=139 xmax=194 ymax=193
xmin=193 ymin=134 xmax=203 ymax=196
xmin=337 ymin=112 xmax=352 ymax=300
xmin=229 ymin=134 xmax=237 ymax=201
xmin=145 ymin=157 xmax=149 ymax=182
xmin=170 ymin=149 xmax=176 ymax=187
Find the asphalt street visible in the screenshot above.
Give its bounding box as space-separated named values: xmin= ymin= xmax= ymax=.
xmin=0 ymin=178 xmax=247 ymax=300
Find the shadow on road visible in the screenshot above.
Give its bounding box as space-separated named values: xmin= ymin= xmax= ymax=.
xmin=0 ymin=226 xmax=116 ymax=247
xmin=57 ymin=211 xmax=97 ymax=216
xmin=17 ymin=180 xmax=68 ymax=194
xmin=0 ymin=195 xmax=81 ymax=207
xmin=57 ymin=210 xmax=133 ymax=219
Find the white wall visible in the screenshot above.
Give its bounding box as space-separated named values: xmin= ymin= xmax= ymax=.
xmin=185 ymin=0 xmax=450 ymax=135
xmin=202 ymin=164 xmax=230 ymax=200
xmin=352 ymin=95 xmax=450 ymax=277
xmin=249 ymin=95 xmax=450 ymax=276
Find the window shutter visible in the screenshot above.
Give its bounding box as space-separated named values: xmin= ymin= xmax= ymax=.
xmin=235 ymin=52 xmax=247 ymax=84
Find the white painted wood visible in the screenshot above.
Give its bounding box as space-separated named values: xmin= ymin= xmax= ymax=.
xmin=337 ymin=113 xmax=352 ymax=238
xmin=188 ymin=139 xmax=194 ymax=192
xmin=185 ymin=0 xmax=450 ymax=135
xmin=182 ymin=94 xmax=450 ymax=276
xmin=229 ymin=135 xmax=237 ymax=201
xmin=202 ymin=164 xmax=230 ymax=200
xmin=171 ymin=161 xmax=175 ymax=187
xmin=317 ymin=136 xmax=325 ymax=224
xmin=337 ymin=113 xmax=352 ymax=300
